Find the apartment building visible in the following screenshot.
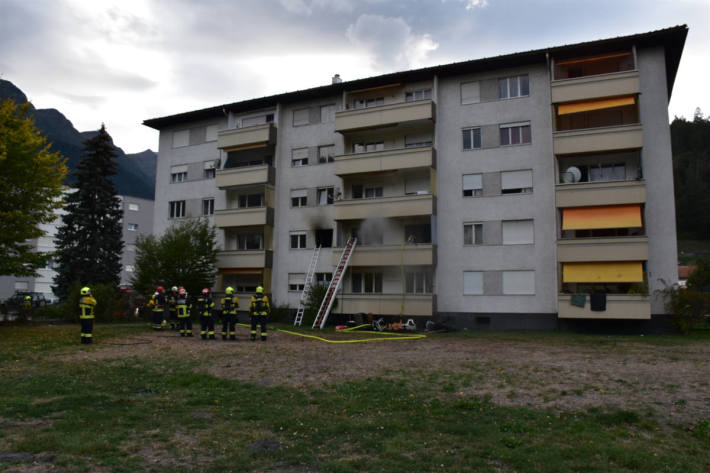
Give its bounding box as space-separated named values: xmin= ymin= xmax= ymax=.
xmin=119 ymin=195 xmax=155 ymax=288
xmin=144 ymin=26 xmax=687 ymax=330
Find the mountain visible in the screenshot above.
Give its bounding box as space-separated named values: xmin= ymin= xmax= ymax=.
xmin=0 ymin=80 xmax=156 ymax=200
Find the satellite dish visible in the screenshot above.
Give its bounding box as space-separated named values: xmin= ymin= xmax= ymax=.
xmin=563 ymin=166 xmax=582 ymax=183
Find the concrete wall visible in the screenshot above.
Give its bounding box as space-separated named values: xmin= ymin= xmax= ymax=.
xmin=434 ymin=64 xmax=557 ymax=316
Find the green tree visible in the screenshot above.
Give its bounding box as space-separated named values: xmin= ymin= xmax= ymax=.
xmin=132 ymin=218 xmax=218 ymax=296
xmin=0 ymin=99 xmax=67 ymax=276
xmin=53 ymin=125 xmax=123 ymax=299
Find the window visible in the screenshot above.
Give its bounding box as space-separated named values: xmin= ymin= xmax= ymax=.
xmin=318 ymin=145 xmax=335 ymax=163
xmin=353 ymin=97 xmax=384 ymax=109
xmin=404 ymin=224 xmax=431 ymax=243
xmin=125 ymin=265 xmax=135 ymax=273
xmin=203 ymin=160 xmax=218 ymax=179
xmin=555 ymin=96 xmax=639 ymax=131
xmin=554 ymin=52 xmax=634 ymax=80
xmin=464 ymin=223 xmax=483 ymax=245
xmin=352 ymin=272 xmax=383 ymax=293
xmin=290 ymin=189 xmax=308 ymax=207
xmin=172 ymin=130 xmax=189 ymax=148
xmin=498 ymin=75 xmax=530 ymax=99
xmin=236 ymin=233 xmax=263 ymax=250
xmin=353 ymin=142 xmax=384 ymax=153
xmin=462 ymin=128 xmax=482 ymax=150
xmin=502 ymin=220 xmax=534 ymax=245
xmin=405 ymin=133 xmax=432 ymax=148
xmin=291 ymin=147 xmax=309 ymax=167
xmin=242 ymin=115 xmax=266 ymax=127
xmin=170 ymin=165 xmax=188 ymax=183
xmin=238 ymin=194 xmax=264 ymax=208
xmin=501 ymin=170 xmax=533 ymax=194
xmin=463 ymin=271 xmax=483 ymax=295
xmin=404 ymin=177 xmax=429 ymax=195
xmin=406 ymin=271 xmax=432 ymax=294
xmin=317 ymin=187 xmax=334 ymax=205
xmin=502 ymin=271 xmax=535 ymax=295
xmin=169 ymin=200 xmax=186 ymax=219
xmin=320 ymin=104 xmax=335 ymax=123
xmin=206 ymin=124 xmax=220 ymax=142
xmin=315 ymin=229 xmax=333 ymax=247
xmin=590 ymin=164 xmax=626 ymax=182
xmin=463 ymin=174 xmax=483 ymax=197
xmin=500 ymin=122 xmax=531 ymax=146
xmin=352 ymin=184 xmax=363 ymax=199
xmin=405 ymin=88 xmax=431 ymax=102
xmin=293 ymin=108 xmax=309 ymax=126
xmin=288 ymin=273 xmax=306 ymax=292
xmin=461 ymin=81 xmax=480 ymax=105
xmin=202 ymin=198 xmax=215 ymax=216
xmin=364 ymin=186 xmax=383 ymax=198
xmin=125 ymin=244 xmax=136 ymax=252
xmin=315 ymin=272 xmax=332 ymax=285
xmin=290 ymin=232 xmax=306 ymax=249
xmin=128 ymin=203 xmax=139 ymax=211
xmin=127 ymin=223 xmax=138 ymax=231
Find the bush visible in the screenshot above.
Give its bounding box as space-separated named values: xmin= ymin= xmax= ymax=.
xmin=304 ymin=284 xmax=338 ymax=327
xmin=46 ymin=282 xmax=124 ymax=322
xmin=268 ymin=302 xmax=293 ymax=324
xmin=657 ymin=280 xmax=710 ymax=334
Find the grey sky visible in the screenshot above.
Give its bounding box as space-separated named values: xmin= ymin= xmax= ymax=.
xmin=0 ymin=0 xmax=707 ymax=153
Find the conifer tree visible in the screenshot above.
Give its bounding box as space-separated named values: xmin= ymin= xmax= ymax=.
xmin=54 ymin=125 xmax=123 ymax=299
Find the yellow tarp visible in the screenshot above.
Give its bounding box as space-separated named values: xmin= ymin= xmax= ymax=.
xmin=563 ymin=262 xmax=644 ymax=283
xmin=562 ymin=205 xmax=642 ymax=230
xmin=558 ymin=96 xmax=635 ymax=115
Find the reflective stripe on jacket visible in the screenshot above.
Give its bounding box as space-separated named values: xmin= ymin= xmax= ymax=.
xmin=220 ymin=296 xmax=239 ymax=315
xmin=249 ymin=295 xmax=270 ymax=316
xmin=79 ymin=296 xmax=97 ymax=319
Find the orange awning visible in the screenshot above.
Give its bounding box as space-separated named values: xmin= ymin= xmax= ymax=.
xmin=558 ymin=96 xmax=635 ymax=115
xmin=555 ymin=52 xmax=632 ymax=66
xmin=563 ymin=262 xmax=644 ymax=283
xmin=562 ymin=205 xmax=642 ymax=230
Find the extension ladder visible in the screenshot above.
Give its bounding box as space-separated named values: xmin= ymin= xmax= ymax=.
xmin=293 ymin=246 xmax=321 ymax=326
xmin=312 ymin=237 xmax=357 ymax=329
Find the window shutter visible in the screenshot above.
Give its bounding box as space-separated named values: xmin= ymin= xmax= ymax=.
xmin=502 ymin=220 xmax=534 ymax=244
xmin=463 ymin=271 xmax=483 ymax=295
xmin=461 ymin=81 xmax=480 ymax=104
xmin=171 ymin=165 xmax=188 ymax=174
xmin=502 ymin=271 xmax=535 ymax=295
xmin=290 ymin=189 xmax=308 ymax=198
xmin=463 ymin=174 xmax=482 ymax=190
xmin=501 ymin=170 xmax=532 ymax=190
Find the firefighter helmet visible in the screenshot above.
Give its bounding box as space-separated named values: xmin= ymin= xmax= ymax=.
xmin=225 ymin=286 xmax=234 ymax=295
xmin=156 ymin=286 xmax=164 ymax=293
xmin=171 ymin=286 xmax=178 ymax=292
xmin=256 ymin=286 xmax=264 ymax=294
xmin=201 ymin=288 xmax=209 ymax=295
xmin=80 ymin=287 xmax=90 ymax=295
xmin=178 ymin=286 xmax=186 ymax=295
xmin=25 ymin=295 xmax=31 ymax=301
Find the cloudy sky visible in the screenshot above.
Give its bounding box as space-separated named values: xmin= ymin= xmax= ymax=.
xmin=1 ymin=0 xmax=707 ymax=154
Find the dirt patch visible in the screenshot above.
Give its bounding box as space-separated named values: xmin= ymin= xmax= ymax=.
xmin=59 ymin=329 xmax=710 ymax=425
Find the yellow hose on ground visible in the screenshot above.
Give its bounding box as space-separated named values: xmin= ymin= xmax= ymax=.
xmin=237 ymin=323 xmax=426 ymax=344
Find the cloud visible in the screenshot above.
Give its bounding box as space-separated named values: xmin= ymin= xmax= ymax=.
xmin=346 ymin=14 xmax=439 ymax=71
xmin=464 ymin=0 xmax=488 ymax=8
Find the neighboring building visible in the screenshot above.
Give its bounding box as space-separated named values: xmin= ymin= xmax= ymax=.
xmin=143 ymin=26 xmax=687 ymax=329
xmin=0 ymin=192 xmax=154 ymax=301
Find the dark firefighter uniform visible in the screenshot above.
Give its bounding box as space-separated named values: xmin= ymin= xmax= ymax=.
xmin=151 ymin=289 xmax=166 ymax=330
xmin=220 ymin=287 xmax=239 ymax=340
xmin=168 ymin=287 xmax=178 ymax=330
xmin=249 ymin=286 xmax=270 ymax=341
xmin=177 ymin=288 xmax=192 ymax=337
xmin=194 ymin=290 xmax=215 ymax=339
xmin=79 ymin=287 xmax=97 ymax=344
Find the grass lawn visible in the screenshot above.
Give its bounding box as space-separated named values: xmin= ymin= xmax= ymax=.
xmin=1 ymin=322 xmax=709 ymax=472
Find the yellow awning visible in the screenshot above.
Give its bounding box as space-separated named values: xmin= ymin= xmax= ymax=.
xmin=563 ymin=262 xmax=644 ymax=283
xmin=558 ymin=96 xmax=635 ymax=115
xmin=562 ymin=205 xmax=642 ymax=230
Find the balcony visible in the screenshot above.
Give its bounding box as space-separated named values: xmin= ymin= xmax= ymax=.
xmin=335 ymin=100 xmax=434 ymax=133
xmin=216 ymin=164 xmax=274 ymax=189
xmin=333 ymin=194 xmax=434 ymax=220
xmin=331 ymin=244 xmax=434 ymax=266
xmin=217 ymin=250 xmax=272 ymax=269
xmin=217 ymin=124 xmax=276 ymax=151
xmin=553 ymin=124 xmax=642 ymax=155
xmin=557 ymin=237 xmax=648 ymax=262
xmin=558 ymin=294 xmax=650 ymax=319
xmin=339 ymin=293 xmax=433 ymax=316
xmin=551 ymin=71 xmax=640 ymax=103
xmin=556 ymin=180 xmax=646 ymax=208
xmin=334 ymin=146 xmax=434 ymax=176
xmin=214 ymin=207 xmax=274 ymax=228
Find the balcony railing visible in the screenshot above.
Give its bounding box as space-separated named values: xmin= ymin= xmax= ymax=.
xmin=334 ymin=146 xmax=434 ymax=176
xmin=217 ymin=124 xmax=276 ymax=150
xmin=216 ymin=250 xmax=272 ymax=269
xmin=558 ymin=294 xmax=650 ymax=319
xmin=214 ymin=207 xmax=274 ymax=228
xmin=339 ymin=293 xmax=434 ymax=316
xmin=551 ymin=71 xmax=640 ymax=103
xmin=553 ymin=124 xmax=642 ymax=155
xmin=556 ymin=180 xmax=646 ymax=208
xmin=557 ymin=237 xmax=648 ymax=262
xmin=333 ymin=194 xmax=434 ymax=220
xmin=331 ymin=244 xmax=434 ymax=266
xmin=335 ymin=100 xmax=434 ymax=133
xmin=216 ymin=164 xmax=274 ymax=189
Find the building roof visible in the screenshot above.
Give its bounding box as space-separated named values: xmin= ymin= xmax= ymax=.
xmin=143 ymin=25 xmax=688 ymax=130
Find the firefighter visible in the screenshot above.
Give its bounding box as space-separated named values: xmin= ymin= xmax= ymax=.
xmin=194 ymin=288 xmax=215 ymax=340
xmin=20 ymin=295 xmax=32 ymax=322
xmin=168 ymin=286 xmax=179 ymax=330
xmin=220 ymin=286 xmax=239 ymax=340
xmin=249 ymin=286 xmax=270 ymax=341
xmin=152 ymin=286 xmax=166 ymax=330
xmin=176 ymin=286 xmax=193 ymax=337
xmin=79 ymin=287 xmax=97 ymax=344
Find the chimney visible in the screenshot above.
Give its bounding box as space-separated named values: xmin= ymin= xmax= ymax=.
xmin=332 ymin=74 xmax=342 ymax=84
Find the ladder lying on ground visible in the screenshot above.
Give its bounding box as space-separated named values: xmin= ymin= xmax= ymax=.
xmin=293 ymin=246 xmax=321 ymax=326
xmin=312 ymin=237 xmax=357 ymax=329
